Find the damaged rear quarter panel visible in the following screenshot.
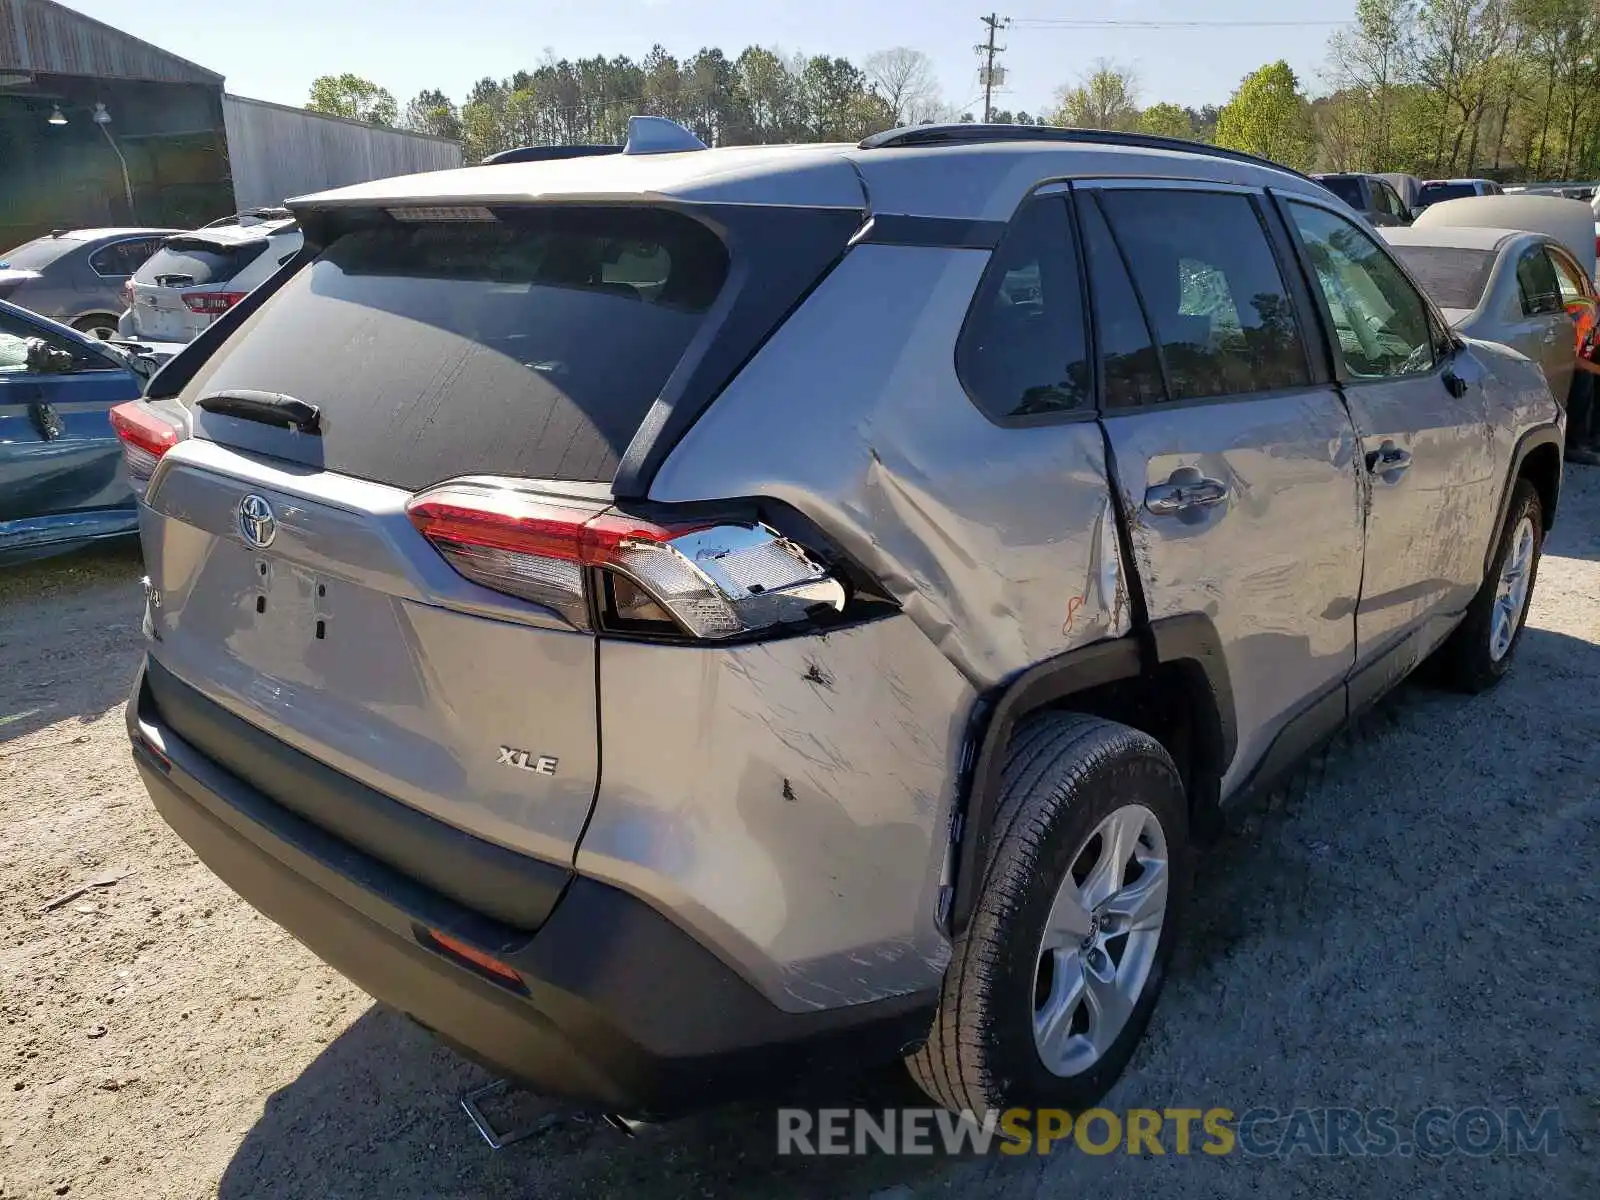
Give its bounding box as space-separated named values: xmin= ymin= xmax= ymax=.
xmin=646 ymin=243 xmax=1128 ymax=690
xmin=577 ymin=618 xmax=975 ymax=1013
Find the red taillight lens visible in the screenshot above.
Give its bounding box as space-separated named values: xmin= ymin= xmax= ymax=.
xmin=109 ymin=401 xmax=182 ymax=484
xmin=406 ymin=482 xmax=847 ymax=639
xmin=182 ymin=291 xmax=245 ymax=315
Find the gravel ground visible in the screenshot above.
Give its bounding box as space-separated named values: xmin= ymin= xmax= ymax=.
xmin=2 ymin=471 xmax=1597 ymax=1200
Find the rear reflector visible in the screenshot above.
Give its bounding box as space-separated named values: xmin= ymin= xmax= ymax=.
xmin=182 ymin=291 xmax=246 ymax=315
xmin=407 ymin=481 xmax=847 ymax=639
xmin=421 ymin=928 xmax=524 ymax=988
xmin=109 ymin=401 xmax=183 ymax=485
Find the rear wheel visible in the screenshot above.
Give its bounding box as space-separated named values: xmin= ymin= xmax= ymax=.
xmin=72 ymin=314 xmax=118 ymax=341
xmin=907 ymin=712 xmax=1190 ymax=1113
xmin=1436 ymin=479 xmax=1543 ymax=692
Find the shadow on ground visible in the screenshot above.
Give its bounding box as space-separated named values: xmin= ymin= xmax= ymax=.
xmin=216 ymin=617 xmax=1600 ymax=1199
xmin=219 ymin=1005 xmax=955 ymax=1199
xmin=0 ymin=538 xmax=145 ymax=746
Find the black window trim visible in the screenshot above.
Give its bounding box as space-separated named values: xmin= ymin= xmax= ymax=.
xmin=1086 ymin=179 xmax=1322 ymax=411
xmin=952 ymin=190 xmax=1099 ymax=429
xmin=1268 ymin=188 xmax=1457 ymax=390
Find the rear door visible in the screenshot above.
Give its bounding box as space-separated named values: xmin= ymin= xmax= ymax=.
xmin=1084 ymin=182 xmax=1365 ymax=795
xmin=138 ymin=204 xmax=734 ymax=864
xmin=1280 ymin=196 xmax=1501 ymax=675
xmin=0 ymin=306 xmax=138 ymax=525
xmin=1513 ymin=242 xmax=1575 ymax=403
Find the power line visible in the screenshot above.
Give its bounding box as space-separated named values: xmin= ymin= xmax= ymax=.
xmin=1010 ymin=17 xmax=1351 ymax=28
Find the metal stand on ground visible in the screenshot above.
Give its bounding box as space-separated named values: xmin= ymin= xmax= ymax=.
xmin=460 ymin=1079 xmax=568 ymax=1149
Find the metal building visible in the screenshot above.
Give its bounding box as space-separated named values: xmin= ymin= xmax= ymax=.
xmin=1 ymin=0 xmax=462 ymax=247
xmin=223 ymin=95 xmax=463 ymax=211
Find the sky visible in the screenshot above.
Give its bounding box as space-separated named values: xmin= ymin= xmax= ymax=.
xmin=63 ymin=0 xmax=1358 ymax=118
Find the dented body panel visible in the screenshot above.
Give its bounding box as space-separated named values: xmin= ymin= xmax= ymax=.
xmin=1102 ymin=390 xmax=1365 ymax=795
xmin=1340 ymin=342 xmax=1508 ymax=663
xmin=648 ymin=244 xmax=1130 ymax=690
xmin=577 ymin=618 xmax=973 ymax=1012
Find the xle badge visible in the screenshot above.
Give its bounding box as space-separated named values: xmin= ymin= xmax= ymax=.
xmin=497 ymin=746 xmax=558 ymax=776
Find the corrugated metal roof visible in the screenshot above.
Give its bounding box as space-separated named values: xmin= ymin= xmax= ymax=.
xmin=1 ymin=0 xmax=222 ymax=84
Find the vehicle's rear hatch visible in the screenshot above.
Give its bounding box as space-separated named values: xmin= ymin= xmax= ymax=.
xmin=139 ymin=204 xmax=733 ymax=865
xmin=129 ymin=232 xmax=273 ymax=341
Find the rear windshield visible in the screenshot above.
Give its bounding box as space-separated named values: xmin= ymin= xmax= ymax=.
xmin=179 ymin=206 xmax=730 ymax=488
xmin=0 ymin=236 xmax=82 ymax=271
xmin=1387 ymin=245 xmax=1496 ymax=310
xmin=136 ymin=239 xmax=266 ymax=287
xmin=1317 ymin=177 xmax=1366 ymax=208
xmin=1417 ymin=182 xmax=1478 ymax=206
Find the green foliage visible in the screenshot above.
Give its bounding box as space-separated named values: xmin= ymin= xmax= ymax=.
xmin=1215 ymin=61 xmax=1316 ymax=170
xmin=1139 ymin=102 xmax=1195 ymax=140
xmin=306 ymin=74 xmax=398 ymax=127
xmin=1050 ymin=60 xmax=1141 ymax=131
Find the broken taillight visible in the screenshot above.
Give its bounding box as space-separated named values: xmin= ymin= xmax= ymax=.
xmin=109 ymin=401 xmax=183 ymax=488
xmin=405 ymin=481 xmax=847 ymax=640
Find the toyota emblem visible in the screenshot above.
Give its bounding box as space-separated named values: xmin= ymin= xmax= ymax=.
xmin=238 ymin=494 xmax=277 ymax=549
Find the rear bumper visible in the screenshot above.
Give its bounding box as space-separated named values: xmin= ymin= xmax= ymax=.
xmin=126 ymin=660 xmax=933 ymax=1113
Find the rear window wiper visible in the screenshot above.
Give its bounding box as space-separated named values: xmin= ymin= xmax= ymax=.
xmin=197 ymin=389 xmax=321 ymax=434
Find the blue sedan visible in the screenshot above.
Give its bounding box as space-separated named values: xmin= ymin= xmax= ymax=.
xmin=0 ymin=299 xmax=152 ymax=564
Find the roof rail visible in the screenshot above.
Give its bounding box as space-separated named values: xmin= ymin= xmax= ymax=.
xmin=856 ymin=123 xmax=1315 ymax=183
xmin=481 ymin=144 xmax=622 ymax=165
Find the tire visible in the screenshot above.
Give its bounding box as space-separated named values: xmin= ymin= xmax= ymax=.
xmin=1436 ymin=479 xmax=1544 ymax=693
xmin=906 ymin=712 xmax=1190 ymax=1113
xmin=71 ymin=314 xmax=118 ymax=341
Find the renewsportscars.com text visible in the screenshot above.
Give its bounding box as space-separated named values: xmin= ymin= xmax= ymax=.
xmin=775 ymin=1106 xmax=1562 ymax=1158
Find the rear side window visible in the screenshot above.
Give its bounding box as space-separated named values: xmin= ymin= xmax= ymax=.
xmin=180 ymin=206 xmax=731 ymax=488
xmin=89 ymin=238 xmax=160 ymax=277
xmin=957 ymin=197 xmax=1092 ymax=420
xmin=1515 ymin=247 xmax=1563 ymax=315
xmin=1386 ymin=245 xmax=1496 ymax=310
xmin=1099 ymin=190 xmax=1310 ymax=401
xmin=136 ymin=240 xmax=264 ymax=287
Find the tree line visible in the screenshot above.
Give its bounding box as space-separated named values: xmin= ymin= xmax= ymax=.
xmin=306 ymin=1 xmax=1600 ymax=182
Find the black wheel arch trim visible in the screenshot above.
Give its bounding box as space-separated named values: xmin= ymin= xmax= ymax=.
xmin=945 ymin=613 xmax=1236 ymax=937
xmin=1486 ymin=423 xmax=1562 ymax=576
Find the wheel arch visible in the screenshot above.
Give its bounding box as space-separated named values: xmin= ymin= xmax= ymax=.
xmin=945 ymin=614 xmax=1235 ymax=937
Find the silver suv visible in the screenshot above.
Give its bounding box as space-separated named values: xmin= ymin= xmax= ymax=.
xmin=115 ymin=119 xmax=1563 ymax=1117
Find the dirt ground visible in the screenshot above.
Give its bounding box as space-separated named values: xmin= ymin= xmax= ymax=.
xmin=2 ymin=473 xmax=1598 ymax=1200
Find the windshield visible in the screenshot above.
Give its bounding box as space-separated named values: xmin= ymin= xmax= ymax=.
xmin=1387 ymin=245 xmax=1496 ymax=311
xmin=179 ymin=206 xmax=731 ymax=488
xmin=1417 ymin=182 xmax=1478 ymax=207
xmin=0 ymin=236 xmax=83 ymax=272
xmin=1317 ymin=177 xmax=1366 ymax=208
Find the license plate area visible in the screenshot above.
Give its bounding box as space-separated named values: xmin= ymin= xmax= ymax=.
xmin=250 ymin=554 xmax=333 ymax=644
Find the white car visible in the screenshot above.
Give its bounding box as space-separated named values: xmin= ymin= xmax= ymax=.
xmin=119 ymin=218 xmax=302 ymax=343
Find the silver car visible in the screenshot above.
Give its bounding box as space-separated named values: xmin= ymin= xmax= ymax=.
xmin=114 ymin=119 xmax=1564 ymax=1117
xmin=0 ymin=227 xmax=179 ymax=340
xmin=1382 ymin=225 xmax=1592 ymax=407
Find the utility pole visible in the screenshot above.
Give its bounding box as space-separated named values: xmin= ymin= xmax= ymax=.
xmin=976 ymin=13 xmax=1010 ymax=123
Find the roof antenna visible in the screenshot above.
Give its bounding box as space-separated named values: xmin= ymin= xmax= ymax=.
xmin=623 ymin=116 xmax=707 ymax=155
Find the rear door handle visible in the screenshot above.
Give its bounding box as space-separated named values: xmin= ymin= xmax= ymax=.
xmin=1365 ymin=442 xmax=1412 ymax=475
xmin=28 ymin=401 xmax=65 ymax=440
xmin=1145 ymin=469 xmax=1230 ymax=516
